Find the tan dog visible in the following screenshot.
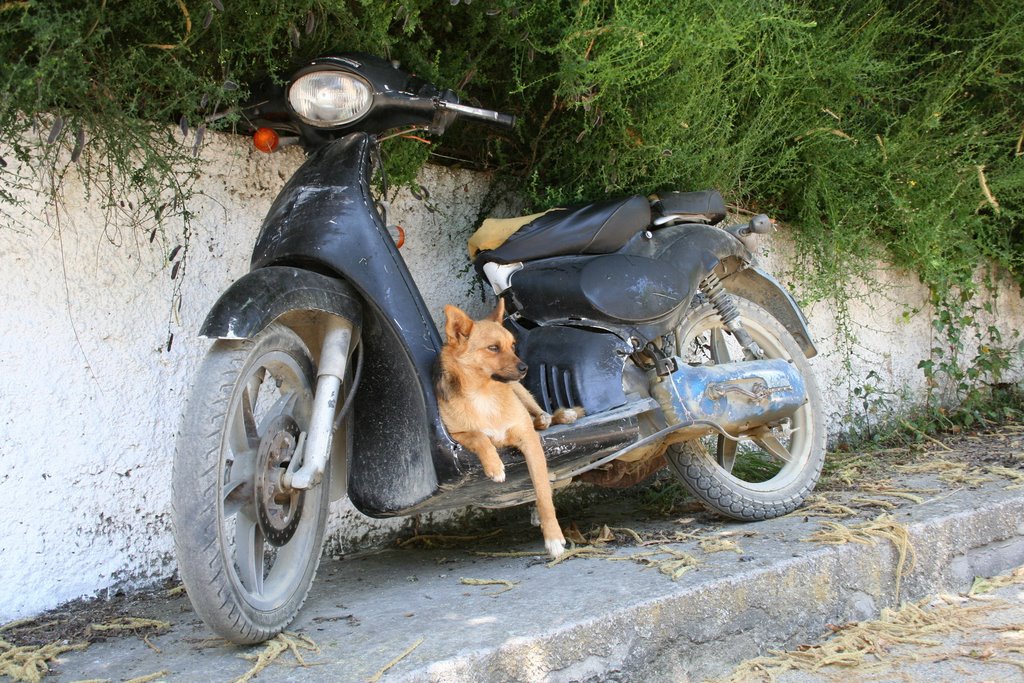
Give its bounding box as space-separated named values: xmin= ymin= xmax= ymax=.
xmin=436 ymin=299 xmax=582 ymax=558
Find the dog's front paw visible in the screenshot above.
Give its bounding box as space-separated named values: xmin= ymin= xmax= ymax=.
xmin=533 ymin=412 xmax=552 ymax=430
xmin=484 ymin=463 xmax=506 ymax=483
xmin=545 ymin=538 xmax=566 ymax=559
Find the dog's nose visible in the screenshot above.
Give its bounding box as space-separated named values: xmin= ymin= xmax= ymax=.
xmin=517 ymin=362 xmax=528 ymax=374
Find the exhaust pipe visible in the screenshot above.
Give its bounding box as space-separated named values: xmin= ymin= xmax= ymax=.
xmin=652 ymin=358 xmax=807 ymax=440
xmin=553 ymin=360 xmax=807 ymax=483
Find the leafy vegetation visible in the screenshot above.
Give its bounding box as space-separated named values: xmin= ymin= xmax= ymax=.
xmin=1 ymin=0 xmax=1021 ymax=417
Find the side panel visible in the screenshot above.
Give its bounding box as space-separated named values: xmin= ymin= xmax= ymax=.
xmin=514 ymin=324 xmax=631 ymax=414
xmin=507 ymin=223 xmax=753 ymax=336
xmin=509 ymin=252 xmax=690 ymax=326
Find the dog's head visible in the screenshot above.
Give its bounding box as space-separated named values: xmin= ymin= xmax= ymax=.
xmin=442 ymin=299 xmax=527 ymax=383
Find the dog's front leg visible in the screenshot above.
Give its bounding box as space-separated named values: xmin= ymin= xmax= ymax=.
xmin=511 ymin=426 xmax=565 ymax=558
xmin=451 ymin=430 xmax=506 ymax=483
xmin=511 ymin=382 xmax=554 ymax=430
xmin=511 ymin=383 xmax=584 ymax=431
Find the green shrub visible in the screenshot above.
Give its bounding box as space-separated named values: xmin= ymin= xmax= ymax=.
xmin=1 ymin=1 xmax=1021 ymax=411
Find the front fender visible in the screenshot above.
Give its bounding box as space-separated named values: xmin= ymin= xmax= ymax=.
xmin=200 ymin=266 xmax=363 ymax=340
xmin=723 ymin=265 xmax=817 ymax=358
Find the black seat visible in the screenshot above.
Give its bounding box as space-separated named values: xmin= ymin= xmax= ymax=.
xmin=474 ymin=195 xmax=652 ymax=265
xmin=650 ymin=189 xmax=726 ymax=226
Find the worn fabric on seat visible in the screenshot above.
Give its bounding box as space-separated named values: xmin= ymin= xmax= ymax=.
xmin=471 ymin=195 xmax=652 ymax=265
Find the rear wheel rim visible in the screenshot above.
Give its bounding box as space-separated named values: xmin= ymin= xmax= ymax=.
xmin=675 ymin=305 xmax=815 ymax=493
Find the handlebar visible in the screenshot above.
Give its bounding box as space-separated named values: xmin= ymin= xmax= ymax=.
xmin=436 ymin=100 xmax=516 ymax=130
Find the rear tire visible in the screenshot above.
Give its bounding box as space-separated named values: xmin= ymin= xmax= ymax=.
xmin=664 ymin=298 xmax=825 ymax=521
xmin=172 ymin=324 xmax=330 ymax=644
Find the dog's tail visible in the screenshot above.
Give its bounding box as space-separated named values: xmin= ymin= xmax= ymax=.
xmin=552 ymin=406 xmax=585 ymax=424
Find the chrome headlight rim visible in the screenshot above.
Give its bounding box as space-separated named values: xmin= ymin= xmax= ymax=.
xmin=286 ymin=66 xmax=374 ymax=129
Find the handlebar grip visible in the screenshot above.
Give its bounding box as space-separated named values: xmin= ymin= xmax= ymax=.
xmin=437 ymin=101 xmax=517 ymax=130
xmin=493 ymin=112 xmax=517 ymax=130
xmin=747 ymin=214 xmax=775 ymax=234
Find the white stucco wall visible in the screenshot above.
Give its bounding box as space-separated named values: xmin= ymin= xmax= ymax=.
xmin=1 ymin=130 xmax=1021 ymax=622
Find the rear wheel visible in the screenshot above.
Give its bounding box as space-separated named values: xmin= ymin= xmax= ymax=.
xmin=664 ymin=297 xmax=825 ymax=520
xmin=172 ymin=323 xmax=331 ymax=644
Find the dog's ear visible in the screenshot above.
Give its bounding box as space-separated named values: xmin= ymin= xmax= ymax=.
xmin=487 ymin=297 xmax=506 ymax=323
xmin=444 ymin=304 xmax=474 ymax=342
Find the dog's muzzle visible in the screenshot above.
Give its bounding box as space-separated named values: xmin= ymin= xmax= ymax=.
xmin=492 ymin=361 xmax=528 ymax=383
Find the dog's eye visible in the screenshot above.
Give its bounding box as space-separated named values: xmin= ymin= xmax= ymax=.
xmin=487 ymin=344 xmax=500 ymax=352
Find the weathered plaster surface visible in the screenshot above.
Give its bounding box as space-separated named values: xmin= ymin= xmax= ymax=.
xmin=0 ymin=131 xmax=1020 ymax=621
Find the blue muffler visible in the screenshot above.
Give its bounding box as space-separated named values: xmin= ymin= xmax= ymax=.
xmin=652 ymin=358 xmax=807 ymax=440
xmin=555 ymin=356 xmax=808 ymax=480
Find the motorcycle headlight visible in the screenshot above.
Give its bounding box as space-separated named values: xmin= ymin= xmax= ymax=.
xmin=287 ymin=70 xmax=373 ymax=128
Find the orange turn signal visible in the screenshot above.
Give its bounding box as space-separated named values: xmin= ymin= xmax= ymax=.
xmin=253 ymin=127 xmax=280 ymax=153
xmin=387 ymin=224 xmax=405 ymax=249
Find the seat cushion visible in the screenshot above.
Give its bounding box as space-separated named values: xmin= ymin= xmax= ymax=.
xmin=472 ymin=195 xmax=652 ymax=265
xmin=650 ymin=189 xmax=726 ymax=226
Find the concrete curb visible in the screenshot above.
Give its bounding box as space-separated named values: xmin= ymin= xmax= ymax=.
xmin=397 ymin=485 xmax=1024 ymax=682
xmin=49 ymin=476 xmax=1024 ymax=683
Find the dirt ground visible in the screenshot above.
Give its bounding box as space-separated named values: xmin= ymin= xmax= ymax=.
xmin=1 ymin=423 xmax=1022 ymax=682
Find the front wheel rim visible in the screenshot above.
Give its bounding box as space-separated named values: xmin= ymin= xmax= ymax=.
xmin=218 ymin=348 xmax=321 ymax=612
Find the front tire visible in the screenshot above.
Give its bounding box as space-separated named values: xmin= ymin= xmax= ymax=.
xmin=172 ymin=324 xmax=330 ymax=644
xmin=664 ymin=297 xmax=826 ymax=521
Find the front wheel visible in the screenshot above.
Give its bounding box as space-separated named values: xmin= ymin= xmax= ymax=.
xmin=664 ymin=297 xmax=826 ymax=521
xmin=172 ymin=323 xmax=331 ymax=644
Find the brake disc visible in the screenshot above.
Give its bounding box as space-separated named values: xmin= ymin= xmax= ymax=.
xmin=254 ymin=415 xmax=305 ymax=547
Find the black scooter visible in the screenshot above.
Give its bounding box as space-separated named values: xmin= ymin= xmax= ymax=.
xmin=172 ymin=53 xmax=825 ymax=644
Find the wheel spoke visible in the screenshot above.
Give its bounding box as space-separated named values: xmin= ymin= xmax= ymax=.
xmin=222 ymin=467 xmax=254 ymax=519
xmin=235 ymin=512 xmax=265 ymax=596
xmin=752 ymin=434 xmax=793 ymax=464
xmin=227 ymin=392 xmax=261 ymax=458
xmin=260 ymin=391 xmax=301 ymax=435
xmin=709 ymin=328 xmax=732 ymax=364
xmin=240 ymin=375 xmax=262 ymax=449
xmin=716 ymin=437 xmax=738 ymax=473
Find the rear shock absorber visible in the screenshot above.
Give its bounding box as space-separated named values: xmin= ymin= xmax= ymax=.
xmin=699 ymin=272 xmax=764 ymax=360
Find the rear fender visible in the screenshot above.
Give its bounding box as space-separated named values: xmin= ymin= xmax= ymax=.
xmin=722 ymin=265 xmax=817 ymax=358
xmin=628 ymin=224 xmax=816 ymax=358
